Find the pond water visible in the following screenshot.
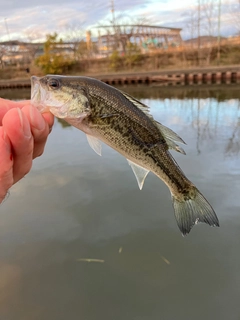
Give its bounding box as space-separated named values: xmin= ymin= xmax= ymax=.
xmin=0 ymin=85 xmax=240 ymax=320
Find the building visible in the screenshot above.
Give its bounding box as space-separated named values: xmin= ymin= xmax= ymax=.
xmin=0 ymin=40 xmax=76 ymax=66
xmin=96 ymin=24 xmax=183 ymax=56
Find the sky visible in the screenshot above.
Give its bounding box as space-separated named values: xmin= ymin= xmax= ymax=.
xmin=0 ymin=0 xmax=239 ymax=42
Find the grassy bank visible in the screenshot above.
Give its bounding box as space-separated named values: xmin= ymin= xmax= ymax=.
xmin=1 ymin=43 xmax=240 ymax=80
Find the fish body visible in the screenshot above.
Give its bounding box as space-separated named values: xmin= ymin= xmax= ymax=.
xmin=31 ymin=75 xmax=219 ymax=235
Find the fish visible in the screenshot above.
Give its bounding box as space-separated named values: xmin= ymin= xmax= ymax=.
xmin=31 ymin=75 xmax=219 ymax=236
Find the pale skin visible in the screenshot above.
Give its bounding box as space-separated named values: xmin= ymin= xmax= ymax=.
xmin=0 ymin=98 xmax=54 ymax=203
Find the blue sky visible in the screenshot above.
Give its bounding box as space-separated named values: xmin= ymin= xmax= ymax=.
xmin=0 ymin=0 xmax=239 ymax=42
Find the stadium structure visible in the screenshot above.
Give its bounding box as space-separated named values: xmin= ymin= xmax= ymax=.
xmin=96 ymin=24 xmax=183 ymax=56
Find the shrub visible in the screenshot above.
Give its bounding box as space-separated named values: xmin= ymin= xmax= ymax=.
xmin=35 ymin=33 xmax=74 ymax=74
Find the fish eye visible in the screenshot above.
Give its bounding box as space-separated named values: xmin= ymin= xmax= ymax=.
xmin=48 ymin=78 xmax=60 ymax=89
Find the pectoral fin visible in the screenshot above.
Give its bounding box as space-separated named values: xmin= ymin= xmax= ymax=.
xmin=127 ymin=160 xmax=149 ymax=190
xmin=86 ymin=134 xmax=102 ymax=156
xmin=99 ymin=113 xmax=119 ymax=119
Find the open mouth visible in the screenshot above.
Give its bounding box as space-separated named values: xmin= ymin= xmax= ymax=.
xmin=31 ymin=76 xmax=41 ymax=103
xmin=31 ymin=76 xmax=50 ymax=113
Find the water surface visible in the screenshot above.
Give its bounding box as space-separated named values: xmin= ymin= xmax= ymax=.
xmin=0 ymin=85 xmax=240 ymax=320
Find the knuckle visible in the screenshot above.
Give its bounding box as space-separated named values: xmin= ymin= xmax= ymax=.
xmin=33 ymin=148 xmax=44 ymax=159
xmin=36 ymin=150 xmax=44 ymax=158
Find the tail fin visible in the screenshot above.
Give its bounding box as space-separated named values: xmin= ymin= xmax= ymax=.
xmin=172 ymin=188 xmax=219 ymax=236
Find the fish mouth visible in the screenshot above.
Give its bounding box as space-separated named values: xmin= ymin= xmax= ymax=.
xmin=31 ymin=76 xmax=40 ymax=101
xmin=31 ymin=76 xmax=73 ymax=117
xmin=31 ymin=76 xmax=49 ymax=112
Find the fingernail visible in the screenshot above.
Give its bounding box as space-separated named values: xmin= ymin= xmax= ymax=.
xmin=17 ymin=108 xmax=31 ymax=138
xmin=30 ymin=105 xmax=45 ymax=131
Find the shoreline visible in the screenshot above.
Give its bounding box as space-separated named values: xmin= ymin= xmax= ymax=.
xmin=1 ymin=65 xmax=240 ymax=89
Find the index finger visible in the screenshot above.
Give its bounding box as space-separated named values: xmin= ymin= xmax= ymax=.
xmin=0 ymin=99 xmax=31 ymax=124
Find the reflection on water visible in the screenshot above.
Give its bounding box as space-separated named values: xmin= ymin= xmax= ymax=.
xmin=0 ymin=88 xmax=30 ymax=100
xmin=225 ymin=117 xmax=240 ymax=156
xmin=1 ymin=85 xmax=240 ymax=320
xmin=146 ymin=97 xmax=240 ymax=157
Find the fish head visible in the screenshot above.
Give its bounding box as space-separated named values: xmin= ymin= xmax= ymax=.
xmin=31 ymin=75 xmax=91 ymax=119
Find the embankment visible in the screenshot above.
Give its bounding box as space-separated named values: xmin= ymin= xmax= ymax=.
xmin=0 ymin=65 xmax=240 ymax=89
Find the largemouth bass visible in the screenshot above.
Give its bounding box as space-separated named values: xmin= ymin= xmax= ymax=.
xmin=31 ymin=75 xmax=219 ymax=235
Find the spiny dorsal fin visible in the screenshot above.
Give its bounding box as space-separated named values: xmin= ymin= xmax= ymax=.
xmin=127 ymin=159 xmax=149 ymax=190
xmin=155 ymin=121 xmax=186 ymax=155
xmin=86 ymin=134 xmax=102 ymax=156
xmin=120 ymin=89 xmax=186 ymax=155
xmin=120 ymin=91 xmax=153 ymax=119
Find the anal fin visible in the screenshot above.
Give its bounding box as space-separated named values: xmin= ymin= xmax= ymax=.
xmin=127 ymin=160 xmax=149 ymax=190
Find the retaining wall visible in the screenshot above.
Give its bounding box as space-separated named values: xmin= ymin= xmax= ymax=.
xmin=1 ymin=68 xmax=240 ymax=89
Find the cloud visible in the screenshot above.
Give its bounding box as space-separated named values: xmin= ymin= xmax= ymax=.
xmin=0 ymin=0 xmax=154 ymax=41
xmin=0 ymin=0 xmax=238 ymax=42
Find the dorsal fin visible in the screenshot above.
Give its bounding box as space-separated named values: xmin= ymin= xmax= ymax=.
xmin=120 ymin=90 xmax=186 ymax=154
xmin=118 ymin=89 xmax=186 ymax=155
xmin=127 ymin=159 xmax=149 ymax=190
xmin=120 ymin=91 xmax=153 ymax=119
xmin=155 ymin=121 xmax=186 ymax=155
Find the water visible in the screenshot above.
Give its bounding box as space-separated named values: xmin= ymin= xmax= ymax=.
xmin=1 ymin=85 xmax=240 ymax=320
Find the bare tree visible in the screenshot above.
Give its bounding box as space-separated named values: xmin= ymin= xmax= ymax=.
xmin=23 ymin=29 xmax=43 ymax=61
xmin=0 ymin=44 xmax=7 ymax=68
xmin=202 ymin=0 xmax=218 ymax=64
xmin=185 ymin=7 xmax=199 ymax=48
xmin=229 ymin=1 xmax=240 ymax=36
xmin=197 ymin=0 xmax=201 ymax=64
xmin=63 ymin=23 xmax=85 ymax=60
xmin=97 ymin=15 xmax=152 ymax=56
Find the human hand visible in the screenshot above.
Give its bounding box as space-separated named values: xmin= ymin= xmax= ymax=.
xmin=0 ymin=98 xmax=54 ymax=203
